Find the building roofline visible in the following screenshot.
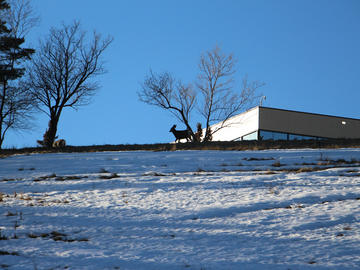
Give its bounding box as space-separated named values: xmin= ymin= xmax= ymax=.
xmin=259 ymin=106 xmax=360 ymax=122
xmin=211 ymin=105 xmax=360 ymax=129
xmin=216 ymin=106 xmax=259 ymax=123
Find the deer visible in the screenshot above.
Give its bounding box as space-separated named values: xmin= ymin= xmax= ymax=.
xmin=52 ymin=139 xmax=66 ymax=148
xmin=169 ymin=125 xmax=191 ymax=143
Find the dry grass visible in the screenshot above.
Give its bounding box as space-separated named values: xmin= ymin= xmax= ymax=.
xmin=55 ymin=175 xmax=87 ymax=181
xmin=0 ymin=250 xmax=19 ymax=256
xmin=99 ymin=173 xmax=119 ymax=179
xmin=26 ymin=231 xmax=89 ymax=242
xmin=33 ymin=173 xmax=57 ymax=182
xmin=1 ymin=139 xmax=360 ymax=157
xmin=264 ymin=170 xmax=277 ymax=175
xmin=243 ymin=157 xmax=275 ymax=161
xmin=271 ymin=161 xmax=284 ymax=167
xmin=296 ymin=167 xmax=321 ymax=173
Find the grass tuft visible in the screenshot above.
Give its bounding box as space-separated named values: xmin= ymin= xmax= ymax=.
xmin=271 ymin=161 xmax=284 ymax=167
xmin=0 ymin=250 xmax=19 ymax=256
xmin=99 ymin=173 xmax=119 ymax=179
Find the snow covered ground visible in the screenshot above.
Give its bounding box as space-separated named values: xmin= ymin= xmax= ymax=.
xmin=0 ymin=148 xmax=360 ymax=270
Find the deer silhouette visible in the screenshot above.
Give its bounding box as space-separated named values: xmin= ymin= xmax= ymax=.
xmin=169 ymin=125 xmax=191 ymax=143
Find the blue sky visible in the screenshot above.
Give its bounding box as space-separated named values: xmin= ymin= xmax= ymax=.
xmin=4 ymin=0 xmax=360 ymax=148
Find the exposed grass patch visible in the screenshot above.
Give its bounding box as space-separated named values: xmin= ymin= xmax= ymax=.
xmin=33 ymin=173 xmax=57 ymax=182
xmin=264 ymin=196 xmax=359 ymax=212
xmin=99 ymin=173 xmax=119 ymax=179
xmin=0 ymin=178 xmax=22 ymax=182
xmin=55 ymin=175 xmax=87 ymax=181
xmin=243 ymin=157 xmax=275 ymax=161
xmin=33 ymin=174 xmax=88 ymax=182
xmin=297 ymin=162 xmax=316 ymax=166
xmin=317 ymin=161 xmax=333 ymax=166
xmin=19 ymin=193 xmax=32 ymax=201
xmin=220 ymin=162 xmax=243 ymax=167
xmin=18 ymin=167 xmax=35 ymax=171
xmin=27 ymin=230 xmax=89 ymax=242
xmin=318 ymin=158 xmax=360 ymax=166
xmin=264 ymin=166 xmax=333 ymax=174
xmin=264 ymin=170 xmax=277 ymax=175
xmin=296 ymin=167 xmax=321 ymax=173
xmin=5 ymin=211 xmax=17 ymax=217
xmin=3 ymin=138 xmax=360 ymax=157
xmin=162 ymin=234 xmax=176 ymax=239
xmin=271 ymin=161 xmax=284 ymax=167
xmin=142 ymin=172 xmax=167 ymax=177
xmin=345 ymin=169 xmax=358 ymax=173
xmin=338 ymin=169 xmax=360 ymax=177
xmin=27 ymin=233 xmax=38 ymax=239
xmin=0 ymin=250 xmax=19 ymax=256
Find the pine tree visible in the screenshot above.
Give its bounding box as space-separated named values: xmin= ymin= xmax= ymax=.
xmin=0 ymin=0 xmax=10 ymax=33
xmin=0 ymin=0 xmax=35 ymax=148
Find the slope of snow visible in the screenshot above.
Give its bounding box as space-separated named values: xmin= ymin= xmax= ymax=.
xmin=0 ymin=148 xmax=359 ymax=269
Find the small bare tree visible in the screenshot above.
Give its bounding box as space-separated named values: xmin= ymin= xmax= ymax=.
xmin=28 ymin=21 xmax=113 ymax=147
xmin=139 ymin=46 xmax=264 ymax=143
xmin=139 ymin=70 xmax=198 ymax=141
xmin=197 ymin=46 xmax=264 ymax=141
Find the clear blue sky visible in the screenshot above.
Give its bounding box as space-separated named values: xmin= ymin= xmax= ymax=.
xmin=5 ymin=0 xmax=360 ymax=148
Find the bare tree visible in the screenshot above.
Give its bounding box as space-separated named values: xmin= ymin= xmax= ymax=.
xmin=139 ymin=46 xmax=264 ymax=143
xmin=139 ymin=70 xmax=198 ymax=141
xmin=28 ymin=21 xmax=113 ymax=148
xmin=3 ymin=0 xmax=40 ymax=38
xmin=197 ymin=46 xmax=264 ymax=141
xmin=0 ymin=0 xmax=36 ymax=148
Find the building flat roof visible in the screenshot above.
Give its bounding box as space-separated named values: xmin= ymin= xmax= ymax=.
xmin=259 ymin=106 xmax=360 ymax=122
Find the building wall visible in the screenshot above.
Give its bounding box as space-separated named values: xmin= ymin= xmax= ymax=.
xmin=259 ymin=107 xmax=360 ymax=139
xmin=211 ymin=107 xmax=259 ymax=141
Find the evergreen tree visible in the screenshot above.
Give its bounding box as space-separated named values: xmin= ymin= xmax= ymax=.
xmin=0 ymin=0 xmax=10 ymax=33
xmin=0 ymin=0 xmax=35 ymax=148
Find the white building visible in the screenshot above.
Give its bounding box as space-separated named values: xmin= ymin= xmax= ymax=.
xmin=210 ymin=106 xmax=360 ymax=141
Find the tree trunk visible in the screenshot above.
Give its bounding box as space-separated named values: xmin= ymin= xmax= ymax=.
xmin=0 ymin=135 xmax=3 ymax=149
xmin=42 ymin=114 xmax=59 ymax=148
xmin=184 ymin=122 xmax=196 ymax=142
xmin=0 ymin=80 xmax=7 ymax=150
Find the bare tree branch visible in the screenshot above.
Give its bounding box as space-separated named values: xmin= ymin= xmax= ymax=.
xmin=197 ymin=46 xmax=264 ymax=141
xmin=3 ymin=0 xmax=40 ymax=38
xmin=139 ymin=70 xmax=197 ymax=140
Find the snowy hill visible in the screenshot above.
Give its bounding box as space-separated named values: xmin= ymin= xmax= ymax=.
xmin=0 ymin=149 xmax=360 ymax=269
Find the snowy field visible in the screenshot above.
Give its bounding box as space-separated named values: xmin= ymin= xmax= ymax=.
xmin=0 ymin=148 xmax=360 ymax=270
